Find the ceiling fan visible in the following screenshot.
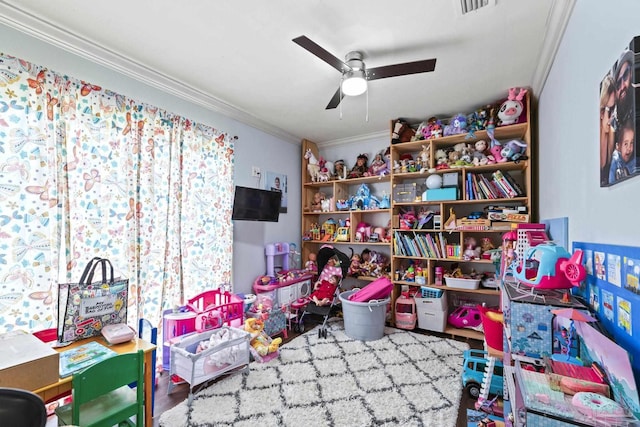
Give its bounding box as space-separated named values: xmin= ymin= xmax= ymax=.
xmin=293 ymin=35 xmax=437 ymax=110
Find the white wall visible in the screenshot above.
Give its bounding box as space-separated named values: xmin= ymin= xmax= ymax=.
xmin=538 ymin=0 xmax=640 ymax=247
xmin=0 ymin=24 xmax=301 ymax=296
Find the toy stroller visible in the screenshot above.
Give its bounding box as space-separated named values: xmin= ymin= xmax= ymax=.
xmin=292 ymin=244 xmax=350 ymax=338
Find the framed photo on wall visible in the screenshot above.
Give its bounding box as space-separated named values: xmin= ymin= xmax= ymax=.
xmin=599 ymin=36 xmax=640 ymax=187
xmin=265 ymin=171 xmax=287 ymax=213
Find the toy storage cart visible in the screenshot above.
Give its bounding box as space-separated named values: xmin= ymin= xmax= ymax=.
xmin=168 ymin=326 xmax=250 ymax=405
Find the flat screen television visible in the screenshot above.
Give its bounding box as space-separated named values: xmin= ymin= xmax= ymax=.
xmin=232 ymin=186 xmax=281 ymax=222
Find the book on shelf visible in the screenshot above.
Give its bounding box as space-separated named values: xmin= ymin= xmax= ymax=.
xmin=491 ymin=175 xmax=514 ymax=198
xmin=438 ymin=232 xmax=447 ymax=257
xmin=470 ymin=173 xmax=483 ymax=199
xmin=413 ymin=232 xmax=430 ymax=258
xmin=491 ymin=171 xmax=516 ymax=198
xmin=493 ymin=170 xmax=524 ymax=197
xmin=500 ymin=169 xmax=525 ymax=196
xmin=425 ymin=234 xmax=438 ymax=258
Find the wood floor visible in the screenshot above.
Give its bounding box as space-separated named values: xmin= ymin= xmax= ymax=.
xmin=152 ymin=320 xmax=482 ymax=427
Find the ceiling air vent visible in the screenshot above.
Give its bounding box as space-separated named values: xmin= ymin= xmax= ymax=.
xmin=460 ymin=0 xmax=492 ymax=15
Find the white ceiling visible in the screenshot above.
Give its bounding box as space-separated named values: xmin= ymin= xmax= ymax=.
xmin=0 ymin=0 xmax=574 ymax=145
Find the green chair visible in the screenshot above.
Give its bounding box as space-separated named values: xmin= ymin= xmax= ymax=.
xmin=56 ymin=350 xmax=144 ymax=427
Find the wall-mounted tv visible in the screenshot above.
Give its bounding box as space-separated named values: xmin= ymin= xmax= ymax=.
xmin=232 ymin=186 xmax=281 ymax=222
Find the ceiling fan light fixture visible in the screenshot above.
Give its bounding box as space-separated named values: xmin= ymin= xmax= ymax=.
xmin=341 ymin=70 xmax=367 ymax=96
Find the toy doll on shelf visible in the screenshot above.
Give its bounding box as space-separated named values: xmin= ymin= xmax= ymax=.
xmin=463 ymin=236 xmax=481 ymax=260
xmin=367 ymin=151 xmax=389 ymax=176
xmin=348 ymin=253 xmax=362 ymax=276
xmin=310 ymin=191 xmax=325 ymax=212
xmin=333 ymin=159 xmax=347 ymax=180
xmin=348 ymin=154 xmax=368 ymax=178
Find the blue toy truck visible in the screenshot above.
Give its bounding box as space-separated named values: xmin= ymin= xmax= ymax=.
xmin=461 ymin=349 xmax=504 ymax=398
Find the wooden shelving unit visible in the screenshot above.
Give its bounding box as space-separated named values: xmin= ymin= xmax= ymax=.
xmin=389 ymin=94 xmax=534 ymax=340
xmin=299 ymin=94 xmax=534 ymax=341
xmin=300 ymin=139 xmax=393 ymax=275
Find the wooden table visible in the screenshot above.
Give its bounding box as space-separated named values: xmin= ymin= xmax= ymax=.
xmin=32 ymin=335 xmax=156 ymax=427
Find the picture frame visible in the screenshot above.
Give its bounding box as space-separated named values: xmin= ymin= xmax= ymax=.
xmin=265 ymin=171 xmax=287 ymax=213
xmin=599 ymin=36 xmax=640 ymax=187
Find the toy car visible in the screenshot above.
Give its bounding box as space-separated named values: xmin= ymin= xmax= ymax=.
xmin=461 ymin=349 xmax=504 ymax=399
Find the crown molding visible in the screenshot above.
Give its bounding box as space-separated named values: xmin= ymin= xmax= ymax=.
xmin=0 ymin=3 xmax=301 ymax=145
xmin=531 ymin=0 xmax=576 ymax=96
xmin=319 ymin=129 xmax=389 ymax=148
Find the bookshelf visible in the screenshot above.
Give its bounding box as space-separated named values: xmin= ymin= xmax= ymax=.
xmin=389 ymin=93 xmax=534 ymax=340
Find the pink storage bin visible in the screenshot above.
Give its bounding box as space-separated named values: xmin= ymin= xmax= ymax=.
xmin=348 ymin=276 xmax=393 ymax=302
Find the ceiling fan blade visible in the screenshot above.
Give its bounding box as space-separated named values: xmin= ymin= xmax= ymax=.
xmin=367 ymin=58 xmax=437 ymax=80
xmin=325 ymin=87 xmax=344 ymax=110
xmin=292 ymin=35 xmax=351 ymax=73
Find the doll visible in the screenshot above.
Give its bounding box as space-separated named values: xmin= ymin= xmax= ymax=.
xmin=348 ymin=254 xmax=362 ymax=276
xmin=348 ymin=154 xmax=368 ymax=178
xmin=305 ymin=252 xmax=318 ymax=274
xmin=367 ymin=152 xmax=388 ymax=176
xmin=463 ymin=236 xmax=481 ymax=260
xmin=309 ymin=274 xmax=340 ymax=306
xmin=333 ymin=159 xmax=347 ymax=180
xmin=310 ymin=191 xmax=325 ymax=212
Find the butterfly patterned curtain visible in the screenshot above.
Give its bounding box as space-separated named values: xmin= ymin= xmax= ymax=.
xmin=0 ymin=53 xmax=235 ymax=343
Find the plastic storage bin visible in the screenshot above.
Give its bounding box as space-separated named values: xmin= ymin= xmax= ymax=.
xmin=444 ymin=277 xmax=480 ymax=290
xmin=415 ymin=289 xmax=448 ymax=333
xmin=339 ymin=290 xmax=389 ymax=341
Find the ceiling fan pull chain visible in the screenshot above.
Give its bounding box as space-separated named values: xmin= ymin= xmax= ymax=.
xmin=365 ymin=89 xmax=369 ymax=122
xmin=339 ymin=76 xmax=344 ymax=120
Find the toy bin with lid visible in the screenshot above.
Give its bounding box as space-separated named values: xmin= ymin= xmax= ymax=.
xmin=339 ymin=290 xmax=389 ymax=341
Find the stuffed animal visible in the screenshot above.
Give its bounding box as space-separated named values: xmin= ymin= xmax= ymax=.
xmin=471 ymin=140 xmax=495 ymax=166
xmin=412 ymin=121 xmax=428 ymax=141
xmin=500 ymin=139 xmax=527 ymax=162
xmin=443 ymin=114 xmax=468 ymax=136
xmin=498 ymin=87 xmax=528 ymax=126
xmin=435 ymin=148 xmax=449 ymax=169
xmin=422 ymin=117 xmax=444 ymax=140
xmin=244 ymin=318 xmax=282 ymax=356
xmin=417 ymin=145 xmax=430 ymax=172
xmin=391 ymin=119 xmax=415 ymax=144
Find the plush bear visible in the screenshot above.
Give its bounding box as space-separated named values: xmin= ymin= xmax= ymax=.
xmin=244 ymin=318 xmax=282 ymax=356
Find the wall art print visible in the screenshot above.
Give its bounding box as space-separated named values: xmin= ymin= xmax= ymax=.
xmin=599 ymin=36 xmax=640 ymax=187
xmin=265 ymin=171 xmax=287 ymax=213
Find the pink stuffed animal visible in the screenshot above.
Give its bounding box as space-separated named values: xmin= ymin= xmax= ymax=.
xmin=498 ymin=87 xmax=527 ymax=126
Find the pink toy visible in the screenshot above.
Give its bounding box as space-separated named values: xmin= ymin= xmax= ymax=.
xmin=355 ymin=221 xmax=371 ymax=242
xmin=498 ymin=87 xmax=527 ymax=126
xmin=490 ymin=144 xmax=506 ymax=163
xmin=348 ymin=276 xmax=393 ymax=302
xmin=395 ymin=292 xmax=416 ymax=330
xmin=513 ymin=244 xmax=587 ymax=290
xmin=447 ymin=305 xmax=482 ymax=329
xmin=572 ymin=392 xmax=626 ymax=421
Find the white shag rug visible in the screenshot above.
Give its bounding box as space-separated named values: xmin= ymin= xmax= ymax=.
xmin=159 ymin=319 xmax=469 ymax=427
